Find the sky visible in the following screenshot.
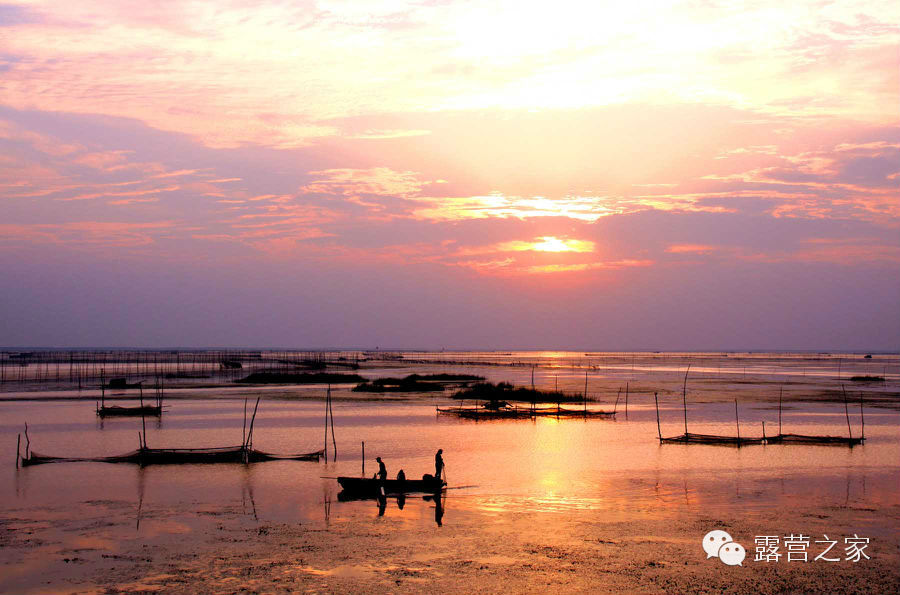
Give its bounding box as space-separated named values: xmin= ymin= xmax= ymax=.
xmin=1 ymin=0 xmax=898 ymax=350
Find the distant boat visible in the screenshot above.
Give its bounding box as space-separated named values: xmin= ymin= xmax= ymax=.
xmin=337 ymin=475 xmax=445 ymax=496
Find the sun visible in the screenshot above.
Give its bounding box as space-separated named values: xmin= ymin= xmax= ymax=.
xmin=493 ymin=236 xmax=595 ymax=253
xmin=529 ymin=236 xmax=594 ymax=253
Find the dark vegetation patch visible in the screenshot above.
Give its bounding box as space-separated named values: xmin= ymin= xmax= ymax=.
xmin=277 ymin=359 xmax=360 ymax=370
xmin=408 ymin=374 xmax=484 ymax=381
xmin=236 ymin=372 xmax=365 ymax=384
xmin=353 ymin=373 xmax=484 ymax=393
xmin=452 ymin=382 xmax=584 ymax=404
xmin=164 ymin=372 xmax=211 ymax=379
xmin=849 ymin=376 xmax=885 ymax=382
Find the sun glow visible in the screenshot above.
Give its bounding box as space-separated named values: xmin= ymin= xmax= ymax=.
xmin=490 ymin=236 xmax=595 ymax=253
xmin=526 ymin=236 xmax=595 ymax=253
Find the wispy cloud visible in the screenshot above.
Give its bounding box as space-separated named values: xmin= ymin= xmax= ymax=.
xmin=300 ymin=167 xmax=430 ymax=198
xmin=1 ymin=1 xmax=896 ymax=149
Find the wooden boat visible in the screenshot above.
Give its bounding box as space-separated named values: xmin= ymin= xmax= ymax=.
xmin=337 ymin=475 xmax=446 ymax=496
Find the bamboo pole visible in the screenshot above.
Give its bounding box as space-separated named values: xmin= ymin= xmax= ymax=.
xmin=734 ymin=399 xmax=740 ymax=442
xmin=583 ymin=370 xmax=588 ymax=412
xmin=778 ymin=387 xmax=783 ymax=435
xmin=16 ymin=434 xmax=20 ymax=468
xmin=762 ymin=421 xmax=766 ymax=442
xmin=682 ymin=365 xmax=691 ymax=434
xmin=613 ymin=388 xmax=621 ymax=413
xmin=625 ymin=382 xmax=629 ymax=416
xmin=246 ymin=397 xmax=260 ymax=450
xmin=362 ymin=441 xmax=365 ymax=476
xmin=859 ymin=392 xmax=865 ymax=440
xmin=654 ymin=392 xmax=662 ymax=441
xmin=841 ymin=385 xmax=852 ymax=440
xmin=24 ymin=422 xmax=29 ymax=459
xmin=242 ymin=398 xmax=248 ymax=447
xmin=328 ymin=385 xmax=337 ymax=461
xmin=324 ymin=389 xmax=329 ymax=459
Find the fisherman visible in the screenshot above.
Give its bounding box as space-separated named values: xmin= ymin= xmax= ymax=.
xmin=397 ymin=469 xmax=406 ymax=482
xmin=376 ymin=456 xmax=387 ymax=481
xmin=434 ymin=448 xmax=444 ymax=480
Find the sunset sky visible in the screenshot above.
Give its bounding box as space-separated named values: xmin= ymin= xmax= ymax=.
xmin=1 ymin=0 xmax=898 ymax=350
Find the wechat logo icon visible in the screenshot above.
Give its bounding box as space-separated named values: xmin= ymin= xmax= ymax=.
xmin=703 ymin=530 xmax=746 ymax=566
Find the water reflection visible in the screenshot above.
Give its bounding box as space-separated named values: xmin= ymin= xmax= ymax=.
xmin=427 ymin=493 xmax=445 ymax=526
xmin=338 ymin=490 xmax=446 ymax=526
xmin=2 ymin=396 xmax=898 ymax=532
xmin=240 ymin=465 xmax=258 ymax=522
xmin=136 ymin=467 xmax=146 ymax=530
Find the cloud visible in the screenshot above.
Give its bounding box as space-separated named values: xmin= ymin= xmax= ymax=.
xmin=1 ymin=1 xmax=896 ymax=150
xmin=108 ymin=197 xmax=159 ymax=206
xmin=0 ymin=220 xmax=178 ymax=248
xmin=666 ymin=244 xmax=718 ymax=254
xmin=346 ymin=129 xmax=432 ymax=140
xmin=0 ymin=4 xmax=44 ymax=26
xmin=300 ymin=167 xmax=431 ymax=198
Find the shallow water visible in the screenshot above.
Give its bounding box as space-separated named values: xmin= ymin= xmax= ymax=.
xmin=1 ymin=352 xmax=898 ymax=593
xmin=3 ymin=396 xmax=898 ymax=519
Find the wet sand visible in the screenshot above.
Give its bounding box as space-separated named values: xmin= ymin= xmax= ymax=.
xmin=3 ymin=493 xmax=898 ymax=594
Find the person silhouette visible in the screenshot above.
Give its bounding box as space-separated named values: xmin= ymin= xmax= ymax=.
xmin=434 ymin=449 xmax=444 ymax=480
xmin=375 ymin=456 xmax=387 ymax=481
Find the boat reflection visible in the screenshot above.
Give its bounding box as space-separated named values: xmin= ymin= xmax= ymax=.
xmin=337 ymin=489 xmax=446 ymax=526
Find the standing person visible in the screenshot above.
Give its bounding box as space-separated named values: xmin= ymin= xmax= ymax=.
xmin=434 ymin=449 xmax=444 ymax=480
xmin=376 ymin=456 xmax=387 ymax=481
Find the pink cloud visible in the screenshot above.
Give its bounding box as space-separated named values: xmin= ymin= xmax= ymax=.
xmin=0 ymin=221 xmax=178 ymax=248
xmin=300 ymin=167 xmax=430 ymax=198
xmin=666 ymin=244 xmax=718 ymax=255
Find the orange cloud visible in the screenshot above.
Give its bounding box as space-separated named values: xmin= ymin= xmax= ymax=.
xmin=666 ymin=244 xmax=718 ymax=254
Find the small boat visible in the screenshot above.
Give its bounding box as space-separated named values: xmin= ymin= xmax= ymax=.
xmin=337 ymin=475 xmax=446 ymax=497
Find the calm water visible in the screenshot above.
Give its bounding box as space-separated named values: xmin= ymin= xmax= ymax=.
xmin=1 ymin=352 xmax=898 ymax=592
xmin=2 ymin=395 xmax=898 ymax=522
